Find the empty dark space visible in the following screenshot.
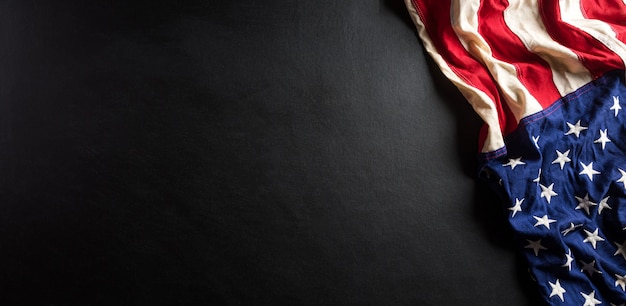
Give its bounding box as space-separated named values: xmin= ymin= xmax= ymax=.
xmin=0 ymin=1 xmax=543 ymax=305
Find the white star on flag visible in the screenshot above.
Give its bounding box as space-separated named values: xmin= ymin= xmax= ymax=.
xmin=549 ymin=279 xmax=566 ymax=302
xmin=508 ymin=198 xmax=523 ymax=217
xmin=533 ymin=215 xmax=556 ymax=229
xmin=503 ymin=157 xmax=525 ymax=169
xmin=614 ymin=241 xmax=626 ymax=261
xmin=598 ymin=196 xmax=611 ymax=214
xmin=539 ymin=183 xmax=558 ymax=204
xmin=532 ymin=135 xmax=540 ymax=148
xmin=579 ymin=162 xmax=600 ymax=181
xmin=525 ymin=239 xmax=547 ymax=256
xmin=580 ymin=290 xmax=601 ymax=306
xmin=594 ymin=129 xmax=611 ymax=150
xmin=575 ymin=193 xmax=597 ymax=215
xmin=616 ymin=274 xmax=626 ymax=291
xmin=583 ymin=228 xmax=605 ymax=249
xmin=580 ymin=259 xmax=602 ymax=276
xmin=617 ymin=168 xmax=626 ymax=189
xmin=562 ymin=223 xmax=582 ymax=236
xmin=561 ymin=249 xmax=573 ymax=271
xmin=551 ymin=149 xmax=571 ymax=169
xmin=565 ymin=120 xmax=588 ymax=137
xmin=611 ymin=95 xmax=621 ymax=117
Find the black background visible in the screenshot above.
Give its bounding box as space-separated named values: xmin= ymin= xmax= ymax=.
xmin=1 ymin=1 xmax=545 ymax=305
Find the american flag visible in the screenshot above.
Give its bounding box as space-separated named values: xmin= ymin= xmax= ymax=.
xmin=405 ymin=0 xmax=626 ymax=304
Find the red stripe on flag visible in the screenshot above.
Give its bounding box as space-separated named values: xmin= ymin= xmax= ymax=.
xmin=539 ymin=0 xmax=624 ymax=78
xmin=411 ymin=0 xmax=517 ymax=140
xmin=580 ymin=0 xmax=626 ymax=43
xmin=477 ymin=0 xmax=561 ymax=109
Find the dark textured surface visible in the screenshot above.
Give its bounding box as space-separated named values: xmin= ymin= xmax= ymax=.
xmin=1 ymin=1 xmax=543 ymax=305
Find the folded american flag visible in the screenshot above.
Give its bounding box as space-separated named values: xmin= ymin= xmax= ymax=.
xmin=405 ymin=0 xmax=626 ymax=304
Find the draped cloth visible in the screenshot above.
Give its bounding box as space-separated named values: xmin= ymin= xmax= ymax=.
xmin=405 ymin=0 xmax=626 ymax=304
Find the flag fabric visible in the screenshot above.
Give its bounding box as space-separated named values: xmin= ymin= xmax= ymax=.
xmin=404 ymin=0 xmax=626 ymax=304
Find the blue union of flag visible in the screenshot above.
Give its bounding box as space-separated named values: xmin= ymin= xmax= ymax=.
xmin=481 ymin=71 xmax=626 ymax=305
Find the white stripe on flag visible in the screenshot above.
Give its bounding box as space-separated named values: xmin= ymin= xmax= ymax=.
xmin=504 ymin=0 xmax=592 ymax=96
xmin=559 ymin=0 xmax=626 ymax=76
xmin=450 ymin=0 xmax=544 ymax=121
